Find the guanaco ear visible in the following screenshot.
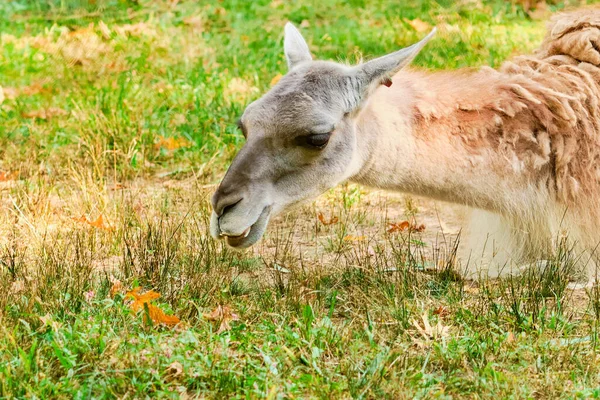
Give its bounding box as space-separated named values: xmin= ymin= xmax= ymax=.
xmin=357 ymin=28 xmax=436 ymax=89
xmin=284 ymin=22 xmax=312 ymax=69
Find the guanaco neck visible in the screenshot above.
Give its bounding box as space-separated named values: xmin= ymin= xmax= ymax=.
xmin=349 ymin=70 xmax=547 ymax=214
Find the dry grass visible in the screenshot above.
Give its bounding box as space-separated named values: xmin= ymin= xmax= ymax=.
xmin=2 ymin=0 xmax=600 ymax=398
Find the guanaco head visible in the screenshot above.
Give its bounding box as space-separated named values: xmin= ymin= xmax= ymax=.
xmin=210 ymin=22 xmax=435 ymax=248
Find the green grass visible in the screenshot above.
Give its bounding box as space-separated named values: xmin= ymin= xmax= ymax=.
xmin=2 ymin=0 xmax=600 ymax=398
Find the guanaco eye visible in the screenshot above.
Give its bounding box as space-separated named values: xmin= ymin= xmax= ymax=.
xmin=300 ymin=133 xmax=331 ymax=149
xmin=236 ymin=118 xmax=247 ymax=138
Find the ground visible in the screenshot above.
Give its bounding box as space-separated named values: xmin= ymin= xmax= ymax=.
xmin=2 ymin=0 xmax=600 ymax=398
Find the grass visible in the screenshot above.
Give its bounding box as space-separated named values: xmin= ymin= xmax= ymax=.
xmin=2 ymin=0 xmax=600 ymax=398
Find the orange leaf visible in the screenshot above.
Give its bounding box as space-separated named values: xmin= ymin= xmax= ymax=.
xmin=154 ymin=136 xmax=191 ymax=151
xmin=22 ymin=107 xmax=67 ymax=119
xmin=317 ymin=212 xmax=338 ymax=226
xmin=125 ymin=288 xmax=180 ymax=326
xmin=388 ymin=220 xmax=425 ymax=233
xmin=405 ymin=18 xmax=432 ymax=33
xmin=145 ymin=303 xmax=181 ymax=326
xmin=270 ymin=73 xmax=283 ymax=86
xmin=343 ymin=235 xmax=366 ymax=242
xmin=88 ymin=214 xmax=114 ymax=231
xmin=388 ymin=221 xmax=410 ymax=233
xmin=203 ymin=305 xmax=239 ymax=333
xmin=433 ymin=306 xmax=449 ymax=317
xmin=126 ymin=287 xmax=161 ymax=312
xmin=73 ymin=214 xmax=115 ymax=232
xmin=109 ymin=279 xmax=122 ymax=297
xmin=0 ymin=171 xmax=16 ymax=182
xmin=413 ymin=224 xmax=426 ymax=233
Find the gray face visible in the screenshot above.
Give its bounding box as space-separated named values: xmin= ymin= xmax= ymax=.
xmin=210 ymin=23 xmax=435 ymax=248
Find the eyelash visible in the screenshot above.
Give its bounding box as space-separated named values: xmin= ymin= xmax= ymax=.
xmin=302 ymin=133 xmax=331 ymax=149
xmin=236 ymin=119 xmax=247 ymax=138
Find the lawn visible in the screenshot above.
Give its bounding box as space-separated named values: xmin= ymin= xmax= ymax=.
xmin=2 ymin=0 xmax=600 ymax=398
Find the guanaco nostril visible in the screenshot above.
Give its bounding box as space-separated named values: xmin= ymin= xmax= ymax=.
xmin=218 ymin=198 xmax=243 ymax=217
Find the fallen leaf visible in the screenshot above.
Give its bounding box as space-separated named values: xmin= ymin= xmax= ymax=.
xmin=145 ymin=303 xmax=181 ymax=326
xmin=73 ymin=214 xmax=115 ymax=232
xmin=343 ymin=235 xmax=366 ymax=242
xmin=165 ymin=361 xmax=184 ymax=380
xmin=98 ymin=20 xmax=112 ymax=39
xmin=527 ymin=1 xmax=550 ymax=20
xmin=224 ymin=77 xmax=259 ymax=103
xmin=270 ymin=73 xmax=283 ymax=87
xmin=0 ymin=171 xmax=16 ymax=181
xmin=203 ymin=305 xmax=239 ymax=333
xmin=155 ymin=136 xmax=191 ymax=151
xmin=39 ymin=313 xmax=61 ymax=332
xmin=126 ymin=287 xmax=180 ymax=326
xmin=317 ymin=212 xmax=338 ymax=225
xmin=433 ymin=305 xmax=450 ymax=317
xmin=406 ymin=18 xmax=432 ymax=33
xmin=412 ymin=313 xmax=450 ymax=340
xmin=114 ymin=22 xmax=157 ymax=37
xmin=388 ymin=220 xmax=425 ymax=233
xmin=126 ymin=287 xmax=161 ymax=311
xmin=22 ymin=107 xmax=68 ymax=119
xmin=388 ymin=220 xmax=410 ymax=233
xmin=0 ymin=83 xmax=47 ymax=102
xmin=1 ymin=86 xmax=18 ymax=100
xmin=10 ymin=280 xmax=25 ymax=294
xmin=109 ymin=277 xmax=122 ymax=297
xmin=506 ymin=332 xmax=515 ymax=344
xmin=183 ymin=15 xmax=204 ymax=31
xmin=88 ymin=215 xmax=114 ymax=231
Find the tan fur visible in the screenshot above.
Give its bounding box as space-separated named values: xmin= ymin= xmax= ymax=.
xmin=352 ymin=10 xmax=600 ymax=279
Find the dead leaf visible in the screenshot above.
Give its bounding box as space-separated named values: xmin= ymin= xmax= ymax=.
xmin=155 ymin=136 xmax=191 ymax=151
xmin=126 ymin=287 xmax=161 ymax=311
xmin=270 ymin=73 xmax=283 ymax=87
xmin=125 ymin=287 xmax=181 ymax=326
xmin=88 ymin=215 xmax=114 ymax=231
xmin=433 ymin=305 xmax=450 ymax=318
xmin=225 ymin=77 xmax=259 ymax=103
xmin=317 ymin=212 xmax=338 ymax=225
xmin=39 ymin=313 xmax=61 ymax=332
xmin=506 ymin=332 xmax=515 ymax=344
xmin=73 ymin=214 xmax=115 ymax=232
xmin=165 ymin=361 xmax=184 ymax=380
xmin=22 ymin=107 xmax=68 ymax=119
xmin=109 ymin=278 xmax=122 ymax=297
xmin=183 ymin=15 xmax=204 ymax=31
xmin=343 ymin=235 xmax=366 ymax=242
xmin=388 ymin=220 xmax=425 ymax=233
xmin=114 ymin=22 xmax=157 ymax=37
xmin=0 ymin=171 xmax=16 ymax=181
xmin=388 ymin=220 xmax=410 ymax=233
xmin=145 ymin=303 xmax=181 ymax=326
xmin=406 ymin=18 xmax=432 ymax=33
xmin=412 ymin=313 xmax=450 ymax=340
xmin=10 ymin=280 xmax=25 ymax=294
xmin=98 ymin=20 xmax=112 ymax=39
xmin=527 ymin=1 xmax=550 ymax=20
xmin=203 ymin=305 xmax=239 ymax=333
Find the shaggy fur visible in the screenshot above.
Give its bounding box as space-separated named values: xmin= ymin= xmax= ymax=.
xmin=374 ymin=10 xmax=600 ymax=277
xmin=211 ymin=11 xmax=600 ymax=282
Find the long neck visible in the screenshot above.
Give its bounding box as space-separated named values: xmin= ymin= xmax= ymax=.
xmin=349 ymin=70 xmax=548 ymax=214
